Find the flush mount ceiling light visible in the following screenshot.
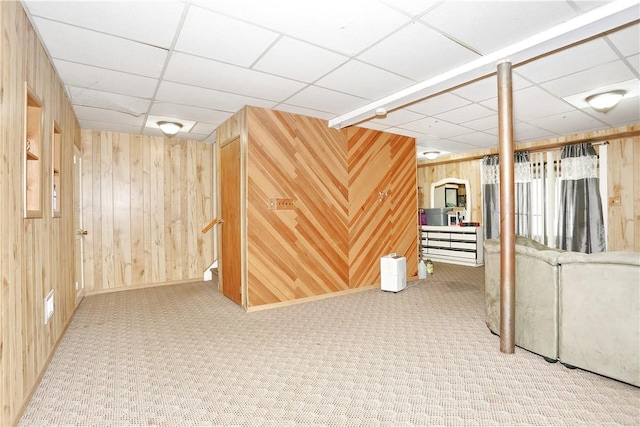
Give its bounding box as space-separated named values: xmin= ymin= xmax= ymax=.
xmin=585 ymin=90 xmax=626 ymax=113
xmin=157 ymin=121 xmax=183 ymax=137
xmin=424 ymin=151 xmax=440 ymax=160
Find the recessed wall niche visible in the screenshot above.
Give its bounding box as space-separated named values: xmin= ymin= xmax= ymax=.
xmin=24 ymin=84 xmax=43 ymax=218
xmin=52 ymin=122 xmax=61 ymax=217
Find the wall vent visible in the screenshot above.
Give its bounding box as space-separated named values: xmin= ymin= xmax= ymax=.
xmin=44 ymin=290 xmax=54 ymax=325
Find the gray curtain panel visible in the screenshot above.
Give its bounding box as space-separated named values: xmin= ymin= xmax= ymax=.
xmin=481 ymin=155 xmax=500 ymax=239
xmin=481 ymin=153 xmax=532 ymax=239
xmin=556 ymin=143 xmax=606 ymax=253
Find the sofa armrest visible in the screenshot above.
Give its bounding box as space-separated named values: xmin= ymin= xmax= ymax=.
xmin=558 ymin=251 xmax=640 ymax=266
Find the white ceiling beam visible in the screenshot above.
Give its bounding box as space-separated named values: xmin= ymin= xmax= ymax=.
xmin=328 ymin=0 xmax=640 ymax=129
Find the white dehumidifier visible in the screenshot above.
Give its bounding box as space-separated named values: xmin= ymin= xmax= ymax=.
xmin=380 ymin=254 xmax=406 ymax=292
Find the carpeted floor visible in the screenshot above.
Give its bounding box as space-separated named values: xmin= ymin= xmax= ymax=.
xmin=19 ymin=263 xmax=639 ymax=426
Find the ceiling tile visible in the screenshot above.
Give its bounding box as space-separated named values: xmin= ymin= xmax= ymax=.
xmin=315 ymin=60 xmax=415 ymax=100
xmin=481 ymin=86 xmax=575 ymax=121
xmin=68 ymin=87 xmax=150 ymax=116
xmin=406 ymin=93 xmax=470 ymax=116
xmin=452 ymin=74 xmax=532 ymax=102
xmin=164 ymin=52 xmax=306 ymax=101
xmin=515 ymin=38 xmax=619 ymax=84
xmin=398 ymin=117 xmax=472 ymax=138
xmin=253 ymin=37 xmax=349 ymax=83
xmin=358 ymin=22 xmax=479 ymax=81
xmin=150 ymin=103 xmax=233 ymax=126
xmin=627 ymin=54 xmax=640 ymax=74
xmin=606 ymin=22 xmax=640 ymax=57
xmin=23 ymin=0 xmax=184 ymax=48
xmin=156 ymin=81 xmax=276 ymax=112
xmin=513 ymin=122 xmax=556 ymax=142
xmin=378 ymin=0 xmax=441 ymax=17
xmin=540 ymin=60 xmax=635 ymax=98
xmin=284 ymin=86 xmax=367 ymax=115
xmin=449 ymin=132 xmax=499 ymax=148
xmin=175 ymin=5 xmax=279 ymax=67
xmin=369 ymin=109 xmax=425 ymax=127
xmin=191 ymin=0 xmax=409 ymax=56
xmin=433 ymin=104 xmax=495 ymax=125
xmin=78 ymin=120 xmax=144 ymax=135
xmin=55 ymin=60 xmax=158 ymax=99
xmin=461 ymin=115 xmax=499 ymax=132
xmin=73 ymin=105 xmax=145 ymax=127
xmin=527 ymin=109 xmax=607 ymax=136
xmin=32 ymin=18 xmax=167 ymax=78
xmin=421 ymin=1 xmax=578 ymax=54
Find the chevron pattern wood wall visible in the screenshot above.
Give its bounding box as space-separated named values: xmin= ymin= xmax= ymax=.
xmin=221 ymin=107 xmax=418 ymax=309
xmin=245 ymin=108 xmax=350 ymax=306
xmin=347 ymin=127 xmax=418 ymax=290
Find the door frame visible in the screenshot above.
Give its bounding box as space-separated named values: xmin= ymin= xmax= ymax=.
xmin=217 ymin=134 xmax=248 ymax=309
xmin=73 ymin=146 xmax=85 ymax=306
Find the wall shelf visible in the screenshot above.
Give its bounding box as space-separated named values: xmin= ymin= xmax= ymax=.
xmin=24 ymin=84 xmax=43 ymax=218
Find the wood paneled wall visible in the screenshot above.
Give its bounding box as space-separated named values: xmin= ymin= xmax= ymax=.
xmin=347 ymin=127 xmax=418 ymax=289
xmin=217 ymin=107 xmax=418 ymax=309
xmin=0 ymin=2 xmax=80 ymax=425
xmin=417 ymin=125 xmax=640 ymax=251
xmin=81 ymin=131 xmax=215 ymax=293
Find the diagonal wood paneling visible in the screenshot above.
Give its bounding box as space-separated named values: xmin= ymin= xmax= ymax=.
xmin=225 ymin=107 xmax=418 ymax=308
xmin=347 ymin=128 xmax=418 ymax=289
xmin=245 ymin=107 xmax=350 ymax=307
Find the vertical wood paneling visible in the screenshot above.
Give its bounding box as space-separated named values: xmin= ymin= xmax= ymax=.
xmin=1 ymin=2 xmax=80 ymax=425
xmin=81 ymin=131 xmax=214 ymax=293
xmin=607 ymin=135 xmax=639 ymax=251
xmin=130 ymin=135 xmax=145 ymax=284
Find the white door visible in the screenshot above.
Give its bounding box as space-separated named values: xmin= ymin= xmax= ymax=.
xmin=73 ymin=146 xmax=85 ymax=305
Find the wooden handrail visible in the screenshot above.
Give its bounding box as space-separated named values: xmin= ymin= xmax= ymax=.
xmin=202 ymin=218 xmax=222 ymax=234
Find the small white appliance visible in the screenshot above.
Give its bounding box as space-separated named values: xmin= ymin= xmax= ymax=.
xmin=380 ymin=254 xmax=407 ymax=292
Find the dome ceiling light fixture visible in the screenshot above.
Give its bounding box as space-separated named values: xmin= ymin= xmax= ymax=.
xmin=157 ymin=121 xmax=183 ymax=137
xmin=585 ymin=90 xmax=626 ymax=113
xmin=423 ymin=151 xmax=440 ymax=160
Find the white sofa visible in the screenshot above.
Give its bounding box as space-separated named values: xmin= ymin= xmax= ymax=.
xmin=558 ymin=251 xmax=640 ymax=387
xmin=484 ymin=237 xmax=640 ymax=386
xmin=484 ymin=236 xmax=563 ymax=361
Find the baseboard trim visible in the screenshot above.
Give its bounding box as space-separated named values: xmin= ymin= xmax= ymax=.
xmin=246 ymin=284 xmax=381 ymax=313
xmin=84 ymin=278 xmax=208 ymax=296
xmin=13 ymin=304 xmax=77 ymax=427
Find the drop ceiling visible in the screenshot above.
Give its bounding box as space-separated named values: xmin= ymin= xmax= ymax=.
xmin=21 ymin=0 xmax=640 ymax=158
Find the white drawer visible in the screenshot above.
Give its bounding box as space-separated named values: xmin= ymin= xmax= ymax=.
xmin=426 ymin=240 xmax=451 ymax=249
xmin=427 ymin=232 xmax=450 ymax=239
xmin=427 ymin=248 xmax=476 ymax=259
xmin=451 ymin=241 xmax=476 ymax=250
xmin=450 ymin=233 xmax=477 ymax=242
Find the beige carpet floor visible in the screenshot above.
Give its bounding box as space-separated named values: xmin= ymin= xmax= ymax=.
xmin=19 ymin=263 xmax=639 ymax=426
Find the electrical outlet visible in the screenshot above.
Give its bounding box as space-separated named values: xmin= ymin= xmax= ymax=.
xmin=269 ymin=198 xmax=295 ymax=210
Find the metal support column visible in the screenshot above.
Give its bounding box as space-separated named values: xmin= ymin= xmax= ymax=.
xmin=497 ymin=61 xmax=516 ymax=354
